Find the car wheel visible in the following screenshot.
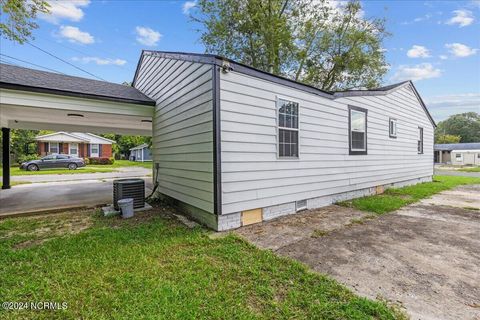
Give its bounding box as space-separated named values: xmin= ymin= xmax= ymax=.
xmin=68 ymin=163 xmax=78 ymax=170
xmin=27 ymin=164 xmax=39 ymax=171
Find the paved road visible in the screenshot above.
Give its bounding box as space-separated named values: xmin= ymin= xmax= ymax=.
xmin=434 ymin=169 xmax=480 ymax=177
xmin=3 ymin=167 xmax=151 ymax=183
xmin=0 ymin=178 xmax=153 ymax=217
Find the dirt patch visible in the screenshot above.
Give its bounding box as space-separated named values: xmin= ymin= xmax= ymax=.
xmin=235 ymin=205 xmax=369 ymax=250
xmin=236 ymin=185 xmax=480 ymax=320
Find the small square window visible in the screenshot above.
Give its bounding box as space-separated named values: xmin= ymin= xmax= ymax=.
xmin=389 ymin=118 xmax=397 ymax=138
xmin=296 ymin=200 xmax=307 ymax=211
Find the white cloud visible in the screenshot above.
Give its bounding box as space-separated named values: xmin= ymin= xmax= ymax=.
xmin=425 ymin=93 xmax=480 ymax=121
xmin=446 ymin=9 xmax=474 ymax=27
xmin=72 ymin=57 xmax=127 ymax=66
xmin=182 ymin=1 xmax=197 ymax=14
xmin=392 ymin=63 xmax=442 ymax=82
xmin=439 ymin=55 xmax=448 ymax=60
xmin=135 ymin=26 xmax=162 ymax=47
xmin=40 ymin=0 xmax=90 ymax=24
xmin=58 ymin=26 xmax=94 ymax=44
xmin=407 ymin=45 xmax=431 ymax=58
xmin=445 ymin=43 xmax=478 ymax=57
xmin=401 ymin=13 xmax=432 ymax=25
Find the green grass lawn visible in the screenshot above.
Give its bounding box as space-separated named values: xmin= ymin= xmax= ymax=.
xmin=339 ymin=175 xmax=480 ymax=214
xmin=1 ymin=161 xmax=151 ymax=176
xmin=0 ymin=209 xmax=404 ymax=320
xmin=459 ymin=166 xmax=480 ymax=172
xmin=0 ymin=180 xmax=31 ymax=188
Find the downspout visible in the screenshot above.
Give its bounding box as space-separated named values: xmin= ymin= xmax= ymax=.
xmin=2 ymin=127 xmax=11 ymax=189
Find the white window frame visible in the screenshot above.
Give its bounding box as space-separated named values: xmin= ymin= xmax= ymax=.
xmin=49 ymin=142 xmax=59 ymax=154
xmin=276 ymin=96 xmax=300 ymax=159
xmin=349 ymin=106 xmax=368 ymax=154
xmin=69 ymin=143 xmax=78 ymax=156
xmin=417 ymin=127 xmax=424 ymax=154
xmin=389 ymin=118 xmax=397 ymax=138
xmin=90 ymin=144 xmax=99 ymax=157
xmin=455 ymin=153 xmax=463 ymax=161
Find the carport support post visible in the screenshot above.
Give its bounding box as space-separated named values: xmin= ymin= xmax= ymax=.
xmin=2 ymin=127 xmax=11 ymax=190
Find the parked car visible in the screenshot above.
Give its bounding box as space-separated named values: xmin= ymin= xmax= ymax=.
xmin=20 ymin=154 xmax=86 ymax=171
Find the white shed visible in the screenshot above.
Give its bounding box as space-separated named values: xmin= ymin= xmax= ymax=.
xmin=133 ymin=51 xmax=436 ymax=231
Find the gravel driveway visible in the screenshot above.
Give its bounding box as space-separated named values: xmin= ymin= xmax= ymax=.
xmin=236 ymin=185 xmax=480 ymax=320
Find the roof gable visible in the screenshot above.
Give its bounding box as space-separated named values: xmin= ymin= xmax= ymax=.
xmin=132 ymin=51 xmax=435 ymax=127
xmin=35 ymin=132 xmax=115 ymax=144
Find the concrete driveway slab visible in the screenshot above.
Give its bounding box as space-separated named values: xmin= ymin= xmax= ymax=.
xmin=236 ymin=185 xmax=480 ymax=320
xmin=0 ymin=178 xmax=153 ymax=217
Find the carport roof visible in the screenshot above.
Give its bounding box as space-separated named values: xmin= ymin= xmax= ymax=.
xmin=0 ymin=63 xmax=155 ymax=106
xmin=434 ymin=143 xmax=480 ymax=151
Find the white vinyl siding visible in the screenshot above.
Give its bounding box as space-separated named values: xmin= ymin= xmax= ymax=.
xmin=219 ymin=71 xmax=434 ymax=215
xmin=134 ymin=55 xmax=214 ymax=213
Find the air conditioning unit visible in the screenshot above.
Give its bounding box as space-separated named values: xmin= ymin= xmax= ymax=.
xmin=113 ymin=179 xmax=145 ymax=210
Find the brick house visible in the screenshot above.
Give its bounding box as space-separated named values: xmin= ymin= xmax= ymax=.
xmin=35 ymin=132 xmax=115 ymax=158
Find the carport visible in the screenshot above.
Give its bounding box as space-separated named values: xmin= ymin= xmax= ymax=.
xmin=0 ymin=63 xmax=155 ymax=189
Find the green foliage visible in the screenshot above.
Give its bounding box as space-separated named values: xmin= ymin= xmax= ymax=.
xmin=0 ymin=209 xmax=404 ymax=319
xmin=100 ymin=134 xmax=151 ymax=158
xmin=435 ymin=112 xmax=480 ymax=143
xmin=193 ymin=0 xmax=389 ymax=90
xmin=0 ymin=0 xmax=49 ymax=44
xmin=339 ymin=175 xmax=480 ymax=214
xmin=434 ymin=134 xmax=461 ymax=144
xmin=16 ymin=154 xmax=39 ymax=164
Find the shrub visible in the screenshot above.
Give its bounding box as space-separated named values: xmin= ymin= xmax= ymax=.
xmin=83 ymin=158 xmax=90 ymax=165
xmin=17 ymin=154 xmax=39 ymax=164
xmin=88 ymin=157 xmax=114 ymax=165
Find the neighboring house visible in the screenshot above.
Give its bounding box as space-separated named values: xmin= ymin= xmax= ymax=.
xmin=434 ymin=143 xmax=480 ymax=165
xmin=35 ymin=132 xmax=115 ymax=158
xmin=129 ymin=143 xmax=152 ymax=162
xmin=132 ymin=51 xmax=436 ymax=231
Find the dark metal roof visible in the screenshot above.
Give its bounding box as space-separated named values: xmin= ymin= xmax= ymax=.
xmin=0 ymin=63 xmax=155 ymax=106
xmin=434 ymin=143 xmax=480 ymax=151
xmin=133 ymin=51 xmax=435 ymax=127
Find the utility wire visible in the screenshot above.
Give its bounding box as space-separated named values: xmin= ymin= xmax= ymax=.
xmin=26 ymin=41 xmax=106 ymax=81
xmin=0 ymin=53 xmax=67 ymax=75
xmin=0 ymin=58 xmax=21 ymax=67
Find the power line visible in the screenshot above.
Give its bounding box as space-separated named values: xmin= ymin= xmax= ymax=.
xmin=26 ymin=41 xmax=106 ymax=81
xmin=0 ymin=58 xmax=21 ymax=67
xmin=0 ymin=53 xmax=67 ymax=75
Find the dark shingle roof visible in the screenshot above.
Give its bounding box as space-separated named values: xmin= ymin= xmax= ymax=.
xmin=434 ymin=143 xmax=480 ymax=151
xmin=0 ymin=63 xmax=155 ymax=106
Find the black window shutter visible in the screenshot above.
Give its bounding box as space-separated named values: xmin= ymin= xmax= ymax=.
xmin=59 ymin=142 xmax=63 ymax=154
xmin=87 ymin=144 xmax=90 ymax=157
xmin=99 ymin=144 xmax=103 ymax=157
xmin=44 ymin=142 xmax=49 ymax=153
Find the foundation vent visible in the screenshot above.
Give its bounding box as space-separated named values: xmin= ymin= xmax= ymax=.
xmin=296 ymin=200 xmax=307 ymax=211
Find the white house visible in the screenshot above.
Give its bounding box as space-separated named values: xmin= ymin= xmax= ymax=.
xmin=132 ymin=51 xmax=436 ymax=231
xmin=435 ymin=143 xmax=480 ymax=165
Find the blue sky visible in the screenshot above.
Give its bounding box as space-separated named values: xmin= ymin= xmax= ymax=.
xmin=1 ymin=0 xmax=479 ymax=121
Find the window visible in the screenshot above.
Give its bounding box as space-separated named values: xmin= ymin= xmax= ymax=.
xmin=90 ymin=144 xmax=99 ymax=157
xmin=278 ymin=98 xmax=299 ymax=158
xmin=455 ymin=153 xmax=462 ymax=160
xmin=69 ymin=143 xmax=78 ymax=156
xmin=389 ymin=118 xmax=397 ymax=138
xmin=349 ymin=106 xmax=367 ymax=155
xmin=49 ymin=142 xmax=59 ymax=154
xmin=417 ymin=127 xmax=423 ymax=154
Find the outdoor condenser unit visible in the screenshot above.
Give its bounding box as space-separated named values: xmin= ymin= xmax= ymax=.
xmin=113 ymin=179 xmax=145 ymax=210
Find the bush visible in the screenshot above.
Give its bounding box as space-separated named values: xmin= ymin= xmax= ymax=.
xmin=83 ymin=158 xmax=90 ymax=165
xmin=17 ymin=154 xmax=39 ymax=164
xmin=88 ymin=157 xmax=114 ymax=165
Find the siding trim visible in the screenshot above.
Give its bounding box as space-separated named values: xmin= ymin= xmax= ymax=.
xmin=213 ymin=66 xmax=222 ymax=216
xmin=348 ymin=105 xmax=368 ymax=155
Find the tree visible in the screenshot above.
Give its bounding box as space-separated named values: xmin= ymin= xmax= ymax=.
xmin=435 ymin=112 xmax=480 ymax=143
xmin=101 ymin=134 xmax=151 ymax=159
xmin=434 ymin=134 xmax=461 ymax=144
xmin=192 ymin=0 xmax=389 ymax=90
xmin=0 ymin=0 xmax=49 ymax=44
